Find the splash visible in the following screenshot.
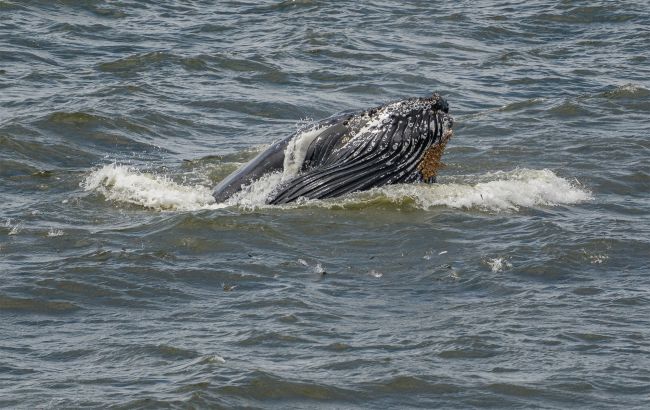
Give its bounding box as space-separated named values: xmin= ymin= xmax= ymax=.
xmin=355 ymin=168 xmax=592 ymax=211
xmin=222 ymin=167 xmax=591 ymax=211
xmin=83 ymin=164 xmax=590 ymax=213
xmin=82 ymin=164 xmax=224 ymax=211
xmin=47 ymin=228 xmax=64 ymax=237
xmin=224 ymin=171 xmax=284 ymax=210
xmin=282 ymin=125 xmax=322 ymax=181
xmin=5 ymin=219 xmax=22 ymax=235
xmin=298 ymin=258 xmax=326 ymax=275
xmin=601 ymin=83 xmax=649 ymax=99
xmin=486 ymin=257 xmax=512 ymax=273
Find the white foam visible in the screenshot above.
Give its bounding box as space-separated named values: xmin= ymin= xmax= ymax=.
xmin=282 ymin=126 xmax=322 ymax=181
xmin=486 ymin=257 xmax=512 ymax=273
xmin=358 ymin=168 xmax=592 ymax=211
xmin=218 ymin=124 xmax=329 ymax=208
xmin=296 ymin=259 xmax=326 ymax=275
xmin=5 ymin=218 xmax=22 ymax=235
xmin=82 ymin=164 xmax=224 ymax=211
xmin=207 ymin=355 xmax=226 ymax=364
xmin=82 ymin=164 xmax=591 ymax=213
xmin=224 ymin=171 xmax=284 ymax=209
xmin=615 ymin=83 xmax=648 ymax=94
xmin=312 ymin=262 xmax=326 ymax=275
xmin=47 ymin=228 xmax=64 ymax=237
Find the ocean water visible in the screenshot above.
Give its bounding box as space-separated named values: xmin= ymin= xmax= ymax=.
xmin=1 ymin=1 xmax=650 ymax=408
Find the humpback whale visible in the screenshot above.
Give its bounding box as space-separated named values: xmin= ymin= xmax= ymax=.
xmin=213 ymin=93 xmax=453 ymax=204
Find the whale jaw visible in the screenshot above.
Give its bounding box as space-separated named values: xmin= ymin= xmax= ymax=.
xmin=267 ymin=94 xmax=453 ymax=204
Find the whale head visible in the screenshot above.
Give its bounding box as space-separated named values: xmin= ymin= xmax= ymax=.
xmin=267 ymin=93 xmax=454 ymax=203
xmin=350 ymin=92 xmax=453 ymax=152
xmin=212 ymin=93 xmax=455 ymax=205
xmin=327 ymin=92 xmax=454 ymax=183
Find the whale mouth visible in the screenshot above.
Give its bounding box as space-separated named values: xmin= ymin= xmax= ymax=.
xmin=266 ymin=93 xmax=454 ymax=204
xmin=439 ymin=112 xmax=454 ymax=144
xmin=429 ymin=112 xmax=453 ymax=143
xmin=365 ymin=93 xmax=455 ymax=184
xmin=415 ymin=101 xmax=453 ymax=184
xmin=383 ymin=93 xmax=453 ymax=144
xmin=212 ymin=92 xmax=455 ymax=205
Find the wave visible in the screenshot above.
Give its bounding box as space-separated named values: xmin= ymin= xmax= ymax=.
xmin=82 ymin=164 xmax=591 ymax=213
xmin=81 ymin=164 xmax=223 ymax=211
xmin=600 ymin=83 xmax=650 ymax=100
xmin=337 ymin=169 xmax=592 ymax=211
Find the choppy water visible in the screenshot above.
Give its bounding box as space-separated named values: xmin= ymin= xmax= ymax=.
xmin=2 ymin=1 xmax=650 ymax=408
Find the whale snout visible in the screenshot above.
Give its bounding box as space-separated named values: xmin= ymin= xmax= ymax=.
xmin=430 ymin=92 xmax=449 ymax=113
xmin=425 ymin=109 xmax=453 ymax=143
xmin=429 ymin=95 xmax=453 ymax=142
xmin=423 ymin=94 xmax=452 ymax=137
xmin=440 ymin=112 xmax=453 ymax=144
xmin=213 ymin=92 xmax=455 ymax=204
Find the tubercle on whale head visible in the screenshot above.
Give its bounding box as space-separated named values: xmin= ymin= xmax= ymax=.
xmin=334 ymin=93 xmax=453 ymax=149
xmin=347 ymin=92 xmax=453 ymax=181
xmin=428 ymin=92 xmax=449 ymax=114
xmin=439 ymin=111 xmax=453 ymax=143
xmin=429 ymin=93 xmax=453 ymax=145
xmin=381 ymin=92 xmax=452 ymax=124
xmin=394 ymin=92 xmax=449 ymax=114
xmin=358 ymin=92 xmax=449 ymax=117
xmin=413 ymin=93 xmax=453 ymax=183
xmin=213 ymin=92 xmax=456 ymax=204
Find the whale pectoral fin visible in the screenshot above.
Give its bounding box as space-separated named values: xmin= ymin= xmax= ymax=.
xmin=213 ymin=113 xmax=361 ymax=203
xmin=212 ymin=138 xmax=289 ymax=202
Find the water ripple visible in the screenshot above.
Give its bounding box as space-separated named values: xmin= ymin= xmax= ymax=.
xmin=1 ymin=1 xmax=650 ymax=408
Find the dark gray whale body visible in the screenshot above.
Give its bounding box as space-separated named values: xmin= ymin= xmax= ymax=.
xmin=213 ymin=93 xmax=454 ymax=204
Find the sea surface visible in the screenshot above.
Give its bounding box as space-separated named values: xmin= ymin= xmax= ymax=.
xmin=1 ymin=1 xmax=650 ymax=408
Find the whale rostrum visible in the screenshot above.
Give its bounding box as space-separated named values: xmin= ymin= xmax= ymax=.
xmin=212 ymin=93 xmax=454 ymax=204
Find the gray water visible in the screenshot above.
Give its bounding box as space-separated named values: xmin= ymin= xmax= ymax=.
xmin=2 ymin=1 xmax=650 ymax=408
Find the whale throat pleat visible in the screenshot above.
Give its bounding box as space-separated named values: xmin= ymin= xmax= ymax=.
xmin=268 ymin=115 xmax=433 ymax=204
xmin=211 ymin=94 xmax=453 ymax=204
